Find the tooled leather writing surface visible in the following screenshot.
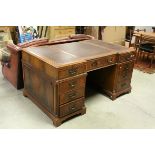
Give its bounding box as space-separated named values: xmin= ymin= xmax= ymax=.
xmin=83 ymin=40 xmax=133 ymax=52
xmin=24 ymin=40 xmax=134 ymax=67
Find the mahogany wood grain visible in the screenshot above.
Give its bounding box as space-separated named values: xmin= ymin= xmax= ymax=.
xmin=22 ymin=39 xmax=135 ymax=126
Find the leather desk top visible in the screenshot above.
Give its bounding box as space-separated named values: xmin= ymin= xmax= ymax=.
xmin=24 ymin=40 xmax=134 ymax=68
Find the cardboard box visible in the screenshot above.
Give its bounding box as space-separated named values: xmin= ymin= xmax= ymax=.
xmin=0 ymin=27 xmax=12 ymax=41
xmin=0 ymin=40 xmax=13 ymax=49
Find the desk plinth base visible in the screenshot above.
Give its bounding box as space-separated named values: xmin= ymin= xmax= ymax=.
xmin=23 ymin=90 xmax=86 ymax=127
xmin=101 ymin=87 xmax=132 ymax=100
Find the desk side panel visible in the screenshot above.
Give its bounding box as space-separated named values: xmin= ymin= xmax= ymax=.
xmin=22 ymin=51 xmax=59 ymax=116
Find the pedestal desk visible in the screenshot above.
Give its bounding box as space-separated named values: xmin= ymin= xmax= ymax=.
xmin=22 ymin=39 xmax=136 ymax=126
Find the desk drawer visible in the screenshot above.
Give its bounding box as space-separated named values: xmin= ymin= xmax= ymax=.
xmin=22 ymin=52 xmax=44 ymax=69
xmin=59 ymin=88 xmax=85 ymax=105
xmin=58 ymin=63 xmax=86 ymax=79
xmin=59 ymin=75 xmax=86 ymax=93
xmin=102 ymin=55 xmax=117 ymax=66
xmin=87 ymin=55 xmax=116 ymax=71
xmin=117 ymin=62 xmax=134 ymax=81
xmin=116 ymin=80 xmax=130 ymax=92
xmin=119 ymin=52 xmax=136 ymax=63
xmin=59 ymin=98 xmax=84 ymax=117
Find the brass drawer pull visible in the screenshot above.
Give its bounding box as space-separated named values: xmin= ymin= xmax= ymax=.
xmin=121 ymin=83 xmax=127 ymax=87
xmin=70 ymin=106 xmax=75 ymax=110
xmin=68 ymin=92 xmax=77 ymax=99
xmin=69 ymin=81 xmax=77 ymax=88
xmin=109 ymin=60 xmax=113 ymax=63
xmin=68 ymin=68 xmax=77 ymax=76
xmin=107 ymin=58 xmax=113 ymax=63
xmin=127 ymin=57 xmax=131 ymax=60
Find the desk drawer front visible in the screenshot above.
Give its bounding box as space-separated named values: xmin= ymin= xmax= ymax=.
xmin=116 ymin=80 xmax=130 ymax=92
xmin=59 ymin=88 xmax=85 ymax=105
xmin=87 ymin=55 xmax=116 ymax=71
xmin=102 ymin=55 xmax=117 ymax=66
xmin=59 ymin=75 xmax=86 ymax=93
xmin=58 ymin=63 xmax=86 ymax=79
xmin=22 ymin=52 xmax=44 ymax=69
xmin=119 ymin=52 xmax=136 ymax=63
xmin=59 ymin=98 xmax=84 ymax=117
xmin=117 ymin=62 xmax=134 ymax=81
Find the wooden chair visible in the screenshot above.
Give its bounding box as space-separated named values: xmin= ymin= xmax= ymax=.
xmin=136 ymin=34 xmax=155 ymax=68
xmin=152 ymin=27 xmax=155 ymax=33
xmin=126 ymin=28 xmax=146 ymax=47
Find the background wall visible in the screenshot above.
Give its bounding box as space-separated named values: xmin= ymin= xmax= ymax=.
xmin=48 ymin=26 xmax=75 ymax=40
xmin=102 ymin=26 xmax=126 ymax=45
xmin=91 ymin=26 xmax=99 ymax=39
xmin=135 ymin=26 xmax=153 ymax=32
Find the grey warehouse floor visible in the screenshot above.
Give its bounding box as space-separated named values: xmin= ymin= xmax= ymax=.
xmin=0 ymin=66 xmax=155 ymax=129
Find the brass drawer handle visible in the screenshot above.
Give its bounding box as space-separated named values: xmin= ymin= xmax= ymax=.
xmin=109 ymin=60 xmax=113 ymax=63
xmin=69 ymin=81 xmax=77 ymax=88
xmin=121 ymin=83 xmax=127 ymax=87
xmin=68 ymin=92 xmax=77 ymax=99
xmin=107 ymin=58 xmax=113 ymax=63
xmin=70 ymin=106 xmax=75 ymax=110
xmin=68 ymin=68 xmax=77 ymax=76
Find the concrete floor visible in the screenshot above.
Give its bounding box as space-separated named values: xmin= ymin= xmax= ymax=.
xmin=0 ymin=67 xmax=155 ymax=128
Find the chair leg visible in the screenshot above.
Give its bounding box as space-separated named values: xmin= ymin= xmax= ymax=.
xmin=142 ymin=51 xmax=145 ymax=61
xmin=139 ymin=51 xmax=143 ymax=63
xmin=149 ymin=54 xmax=154 ymax=68
xmin=139 ymin=51 xmax=142 ymax=64
xmin=135 ymin=49 xmax=140 ymax=64
xmin=129 ymin=41 xmax=131 ymax=47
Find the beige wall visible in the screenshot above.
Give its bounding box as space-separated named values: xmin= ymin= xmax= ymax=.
xmin=0 ymin=26 xmax=12 ymax=41
xmin=91 ymin=26 xmax=99 ymax=39
xmin=87 ymin=26 xmax=126 ymax=45
xmin=135 ymin=26 xmax=153 ymax=32
xmin=48 ymin=26 xmax=75 ymax=40
xmin=102 ymin=26 xmax=126 ymax=45
xmin=47 ymin=26 xmax=126 ymax=45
